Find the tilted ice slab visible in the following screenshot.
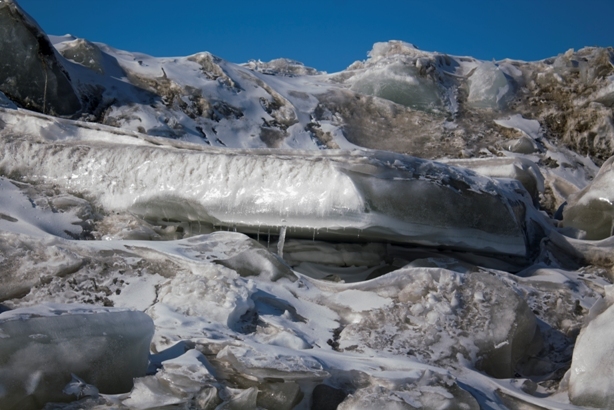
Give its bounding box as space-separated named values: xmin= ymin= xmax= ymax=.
xmin=0 ymin=110 xmax=541 ymax=257
xmin=0 ymin=303 xmax=154 ymax=410
xmin=568 ymin=288 xmax=614 ymax=407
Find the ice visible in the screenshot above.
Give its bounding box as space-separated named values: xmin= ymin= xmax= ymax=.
xmin=282 ymin=240 xmax=386 ymax=268
xmin=563 ymin=155 xmax=614 ymax=239
xmin=0 ymin=303 xmax=154 ymax=409
xmin=467 ymin=62 xmax=515 ymax=109
xmin=62 ymin=374 xmax=99 ymax=400
xmin=494 ymin=114 xmax=543 ymax=140
xmin=338 ymin=269 xmax=541 ymax=378
xmin=0 ymin=177 xmax=83 ymax=239
xmin=0 ymin=1 xmax=81 ymax=116
xmin=0 ymin=121 xmax=543 ymax=257
xmin=349 ymin=61 xmax=443 ymax=111
xmin=214 ymin=246 xmax=298 ymax=282
xmin=156 ymin=264 xmax=256 ymax=330
xmin=568 ymin=301 xmax=614 ymax=407
xmin=255 ymin=381 xmax=303 ymax=410
xmin=242 ymin=58 xmax=322 ymax=76
xmin=3 ymin=7 xmax=614 ymax=409
xmin=0 ymin=232 xmax=84 ymax=301
xmin=122 ymin=350 xmax=216 ymax=409
xmin=337 ymin=371 xmax=479 ymax=410
xmin=441 ymin=156 xmax=545 ymax=205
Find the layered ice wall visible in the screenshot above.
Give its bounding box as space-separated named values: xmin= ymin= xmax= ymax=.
xmin=0 ymin=112 xmax=539 ymax=257
xmin=0 ymin=304 xmax=154 ymax=409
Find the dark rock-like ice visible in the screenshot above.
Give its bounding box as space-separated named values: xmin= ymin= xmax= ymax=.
xmin=0 ymin=0 xmax=81 ymax=116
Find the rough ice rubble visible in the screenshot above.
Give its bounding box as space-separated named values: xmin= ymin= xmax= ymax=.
xmin=336 ymin=269 xmax=540 ymax=379
xmin=0 ymin=218 xmax=556 ymax=408
xmin=122 ymin=349 xmax=217 ymax=409
xmin=0 ymin=303 xmax=153 ymax=409
xmin=563 ymin=155 xmax=614 ymax=239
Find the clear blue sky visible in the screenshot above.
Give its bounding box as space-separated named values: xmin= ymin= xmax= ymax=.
xmin=18 ymin=0 xmax=614 ymax=73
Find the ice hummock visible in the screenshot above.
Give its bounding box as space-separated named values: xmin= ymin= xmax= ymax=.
xmin=0 ymin=303 xmax=154 ymax=409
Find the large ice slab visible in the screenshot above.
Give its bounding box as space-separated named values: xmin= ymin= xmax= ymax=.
xmin=563 ymin=155 xmax=614 ymax=239
xmin=569 ymin=300 xmax=614 ymax=407
xmin=0 ymin=0 xmax=81 ymax=116
xmin=0 ymin=303 xmax=153 ymax=409
xmin=0 ymin=119 xmax=542 ymax=257
xmin=349 ymin=61 xmax=443 ymax=111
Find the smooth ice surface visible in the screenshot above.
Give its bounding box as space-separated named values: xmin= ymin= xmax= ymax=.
xmin=349 ymin=61 xmax=442 ymax=111
xmin=569 ymin=301 xmax=614 ymax=407
xmin=467 ymin=62 xmax=514 ymax=109
xmin=563 ymin=155 xmax=614 ymax=239
xmin=0 ymin=304 xmax=154 ymax=409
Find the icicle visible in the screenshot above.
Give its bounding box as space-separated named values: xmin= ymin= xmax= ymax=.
xmin=312 ymin=228 xmax=316 ymax=241
xmin=267 ymin=228 xmax=271 ymax=250
xmin=257 ymin=226 xmax=260 ymax=241
xmin=277 ymin=226 xmax=287 ymax=258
